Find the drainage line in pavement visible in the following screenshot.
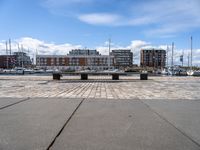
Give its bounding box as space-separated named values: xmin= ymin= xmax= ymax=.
xmin=140 ymin=99 xmax=200 ymax=148
xmin=0 ymin=97 xmax=30 ymax=110
xmin=46 ymin=98 xmax=85 ymax=150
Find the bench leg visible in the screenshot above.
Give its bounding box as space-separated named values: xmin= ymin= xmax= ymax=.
xmin=81 ymin=74 xmax=88 ymax=80
xmin=53 ymin=74 xmax=61 ymax=80
xmin=140 ymin=74 xmax=148 ymax=80
xmin=112 ymin=74 xmax=119 ymax=80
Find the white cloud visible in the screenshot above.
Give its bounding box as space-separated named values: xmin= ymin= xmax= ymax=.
xmin=16 ymin=37 xmax=82 ymax=55
xmin=78 ymin=13 xmax=121 ymax=25
xmin=42 ymin=0 xmax=200 ymax=37
xmin=0 ymin=37 xmax=83 ymax=63
xmin=128 ymin=40 xmax=150 ymax=50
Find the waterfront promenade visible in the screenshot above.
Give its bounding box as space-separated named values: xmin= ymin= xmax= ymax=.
xmin=0 ymin=75 xmax=200 ymax=150
xmin=0 ymin=75 xmax=200 ymax=99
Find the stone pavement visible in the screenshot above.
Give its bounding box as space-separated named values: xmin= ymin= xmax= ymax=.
xmin=0 ymin=75 xmax=200 ymax=149
xmin=0 ymin=75 xmax=200 ymax=99
xmin=0 ymin=97 xmax=200 ymax=150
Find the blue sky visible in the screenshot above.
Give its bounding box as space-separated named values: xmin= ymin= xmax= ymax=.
xmin=0 ymin=0 xmax=200 ymax=65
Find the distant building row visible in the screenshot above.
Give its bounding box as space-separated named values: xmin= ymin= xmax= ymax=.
xmin=0 ymin=48 xmax=166 ymax=70
xmin=36 ymin=49 xmax=133 ymax=70
xmin=36 ymin=49 xmax=166 ymax=70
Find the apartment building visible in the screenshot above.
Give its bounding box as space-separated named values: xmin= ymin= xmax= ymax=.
xmin=0 ymin=52 xmax=32 ymax=68
xmin=110 ymin=49 xmax=133 ymax=68
xmin=0 ymin=55 xmax=16 ymax=69
xmin=140 ymin=49 xmax=166 ymax=69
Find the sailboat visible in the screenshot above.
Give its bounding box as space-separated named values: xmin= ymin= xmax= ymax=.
xmin=187 ymin=36 xmax=200 ymax=76
xmin=187 ymin=70 xmax=200 ymax=76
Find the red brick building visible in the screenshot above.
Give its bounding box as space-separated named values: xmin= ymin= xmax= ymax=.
xmin=36 ymin=55 xmax=115 ymax=70
xmin=140 ymin=49 xmax=166 ymax=69
xmin=0 ymin=55 xmax=16 ymax=69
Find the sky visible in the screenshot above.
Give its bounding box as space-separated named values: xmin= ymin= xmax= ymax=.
xmin=0 ymin=0 xmax=200 ymax=65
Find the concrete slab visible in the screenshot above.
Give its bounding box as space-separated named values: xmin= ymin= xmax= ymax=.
xmin=0 ymin=98 xmax=82 ymax=150
xmin=142 ymin=99 xmax=200 ymax=146
xmin=0 ymin=98 xmax=28 ymax=109
xmin=51 ymin=99 xmax=200 ymax=150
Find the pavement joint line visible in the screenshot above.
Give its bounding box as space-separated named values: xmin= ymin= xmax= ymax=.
xmin=74 ymin=83 xmax=90 ymax=98
xmin=139 ymin=99 xmax=200 ymax=148
xmin=65 ymin=83 xmax=85 ymax=96
xmin=46 ymin=98 xmax=85 ymax=150
xmin=0 ymin=97 xmax=30 ymax=110
xmin=79 ymin=82 xmax=92 ymax=97
xmin=69 ymin=83 xmax=87 ymax=98
xmin=109 ymin=83 xmax=119 ymax=99
xmin=53 ymin=82 xmax=81 ymax=97
xmin=86 ymin=81 xmax=96 ymax=99
xmin=94 ymin=81 xmax=100 ymax=98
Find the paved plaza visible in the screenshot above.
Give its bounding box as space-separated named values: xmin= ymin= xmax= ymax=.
xmin=0 ymin=75 xmax=200 ymax=150
xmin=0 ymin=75 xmax=200 ymax=99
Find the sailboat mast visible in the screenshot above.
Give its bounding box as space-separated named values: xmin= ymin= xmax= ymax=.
xmin=9 ymin=39 xmax=11 ymax=56
xmin=9 ymin=39 xmax=12 ymax=68
xmin=167 ymin=45 xmax=169 ymax=67
xmin=171 ymin=42 xmax=174 ymax=75
xmin=6 ymin=41 xmax=8 ymax=69
xmin=188 ymin=52 xmax=190 ymax=68
xmin=182 ymin=50 xmax=184 ymax=67
xmin=18 ymin=44 xmax=20 ymax=67
xmin=171 ymin=42 xmax=174 ymax=67
xmin=190 ymin=36 xmax=193 ymax=70
xmin=21 ymin=45 xmax=24 ymax=68
xmin=108 ymin=38 xmax=111 ymax=69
